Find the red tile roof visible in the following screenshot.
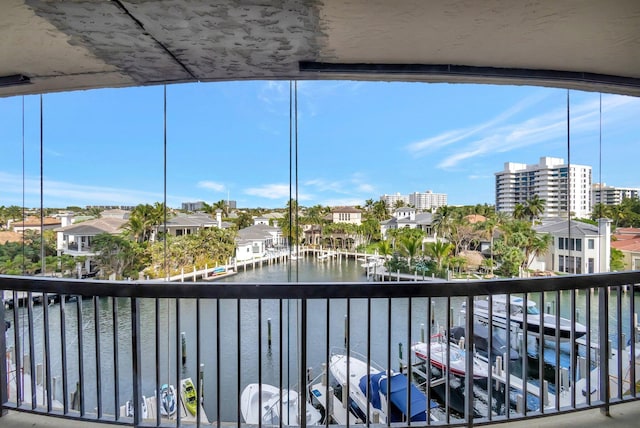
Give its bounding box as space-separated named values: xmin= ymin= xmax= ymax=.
xmin=611 ymin=238 xmax=640 ymax=252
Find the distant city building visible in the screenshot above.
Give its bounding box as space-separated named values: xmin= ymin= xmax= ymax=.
xmin=592 ymin=183 xmax=640 ymax=206
xmin=85 ymin=205 xmax=135 ymax=211
xmin=380 ymin=193 xmax=409 ymax=209
xmin=182 ymin=201 xmax=205 ymax=212
xmin=380 ymin=190 xmax=447 ymax=211
xmin=495 ymin=157 xmax=592 ymax=219
xmin=409 ymin=190 xmax=448 ymax=210
xmin=182 ymin=200 xmax=236 ymax=211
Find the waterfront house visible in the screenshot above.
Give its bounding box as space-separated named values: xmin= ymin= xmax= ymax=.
xmin=54 ymin=217 xmax=128 ymax=257
xmin=611 ymin=227 xmax=640 ymax=270
xmin=331 ymin=206 xmax=362 ymax=225
xmin=235 ymin=224 xmax=285 ymax=262
xmin=533 ymin=218 xmax=611 ymax=274
xmin=380 ymin=208 xmax=436 ymax=241
xmin=158 ymin=212 xmax=232 ymax=237
xmin=9 ymin=216 xmax=61 ymax=234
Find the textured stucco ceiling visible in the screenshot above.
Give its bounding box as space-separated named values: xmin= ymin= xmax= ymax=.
xmin=1 ymin=0 xmax=639 ymax=98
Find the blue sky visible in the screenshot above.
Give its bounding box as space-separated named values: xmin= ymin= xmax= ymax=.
xmin=1 ymin=81 xmax=639 ymax=209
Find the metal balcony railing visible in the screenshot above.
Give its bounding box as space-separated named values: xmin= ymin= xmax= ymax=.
xmin=1 ymin=272 xmax=639 ymax=427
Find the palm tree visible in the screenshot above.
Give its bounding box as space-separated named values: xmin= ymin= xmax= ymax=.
xmin=513 ymin=203 xmax=526 ymax=220
xmin=372 ymin=200 xmax=389 ymax=221
xmin=477 ymin=211 xmax=508 ymax=276
xmin=523 ymin=233 xmax=553 ymax=271
xmin=432 ymin=205 xmax=457 ymax=239
xmin=213 ymin=199 xmax=228 ymax=217
xmin=399 ymin=235 xmax=422 ymax=268
xmin=425 ymin=240 xmax=453 ymax=271
xmin=525 ymin=195 xmax=546 ymax=222
xmin=364 ymin=199 xmax=374 ymax=212
xmin=377 ymin=240 xmax=393 ymax=259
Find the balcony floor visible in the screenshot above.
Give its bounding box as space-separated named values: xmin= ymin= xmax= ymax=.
xmin=2 ymin=401 xmax=640 ymax=428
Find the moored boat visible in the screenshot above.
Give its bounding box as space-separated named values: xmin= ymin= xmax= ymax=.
xmin=411 ymin=334 xmax=489 ymax=379
xmin=463 ymin=295 xmax=587 ymax=343
xmin=182 ymin=378 xmax=198 ymax=416
xmin=449 ymin=323 xmax=519 ymax=362
xmin=159 ymin=384 xmax=177 ymax=416
xmin=329 ymin=352 xmax=439 ymax=423
xmin=240 ymin=383 xmax=322 ymax=425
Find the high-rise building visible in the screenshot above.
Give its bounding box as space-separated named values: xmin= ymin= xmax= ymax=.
xmin=592 ymin=183 xmax=640 ymax=206
xmin=495 ymin=157 xmax=592 ymax=219
xmin=380 ymin=193 xmax=409 ymax=209
xmin=408 ymin=191 xmax=448 ymax=211
xmin=380 ymin=191 xmax=447 ymax=211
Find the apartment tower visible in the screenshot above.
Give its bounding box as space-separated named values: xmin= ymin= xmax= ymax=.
xmin=496 ymin=157 xmax=592 ymax=219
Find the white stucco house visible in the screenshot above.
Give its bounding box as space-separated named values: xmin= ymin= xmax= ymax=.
xmin=331 ymin=206 xmax=363 ymax=225
xmin=54 ymin=216 xmax=129 ymax=276
xmin=532 ymin=218 xmax=611 ymax=274
xmin=380 ymin=208 xmax=435 ymax=241
xmin=235 ymin=224 xmax=285 ymax=262
xmin=158 ymin=211 xmax=232 ymax=237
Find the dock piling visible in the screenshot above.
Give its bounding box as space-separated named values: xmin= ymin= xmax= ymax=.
xmin=181 ymin=332 xmax=187 ymax=365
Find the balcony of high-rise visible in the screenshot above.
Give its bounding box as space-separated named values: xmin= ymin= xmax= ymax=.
xmin=2 ymin=1 xmax=640 ymax=428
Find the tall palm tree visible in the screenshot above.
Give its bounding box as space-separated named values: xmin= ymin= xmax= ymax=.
xmin=425 ymin=240 xmax=453 ymax=270
xmin=364 ymin=199 xmax=374 ymax=212
xmin=377 ymin=240 xmax=393 ymax=259
xmin=513 ymin=203 xmax=527 ymax=220
xmin=213 ymin=199 xmax=228 ymax=217
xmin=372 ymin=200 xmax=389 ymax=221
xmin=399 ymin=235 xmax=422 ymax=268
xmin=525 ymin=195 xmax=546 ymax=222
xmin=478 ymin=211 xmax=508 ymax=276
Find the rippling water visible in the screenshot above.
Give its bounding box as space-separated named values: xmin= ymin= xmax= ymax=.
xmin=3 ymin=258 xmax=639 ymax=422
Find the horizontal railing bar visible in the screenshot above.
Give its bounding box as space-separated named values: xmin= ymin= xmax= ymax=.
xmin=0 ymin=272 xmax=639 ymax=300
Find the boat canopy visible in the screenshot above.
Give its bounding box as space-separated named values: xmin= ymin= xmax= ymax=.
xmin=359 ymin=372 xmax=435 ymax=422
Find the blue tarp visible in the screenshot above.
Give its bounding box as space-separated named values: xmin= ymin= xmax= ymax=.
xmin=358 ymin=372 xmax=435 ymax=422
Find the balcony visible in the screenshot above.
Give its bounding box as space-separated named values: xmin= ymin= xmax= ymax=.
xmin=2 ymin=270 xmax=640 ymax=427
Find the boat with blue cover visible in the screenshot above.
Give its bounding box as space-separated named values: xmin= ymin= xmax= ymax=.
xmin=329 ymin=352 xmax=439 ymax=423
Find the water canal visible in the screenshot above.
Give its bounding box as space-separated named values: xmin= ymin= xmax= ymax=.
xmin=3 ymin=257 xmax=639 ymax=422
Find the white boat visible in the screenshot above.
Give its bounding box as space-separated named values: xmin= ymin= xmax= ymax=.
xmin=329 ymin=353 xmax=438 ymax=423
xmin=124 ymin=396 xmax=148 ymax=419
xmin=411 ymin=334 xmax=489 ymax=379
xmin=464 ymin=295 xmax=587 ymax=343
xmin=159 ymin=384 xmax=177 ymax=416
xmin=240 ymin=383 xmax=322 ymax=425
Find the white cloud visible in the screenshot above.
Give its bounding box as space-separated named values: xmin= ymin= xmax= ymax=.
xmin=197 ymin=180 xmax=225 ymax=192
xmin=243 ymin=183 xmax=311 ymax=201
xmin=0 ymin=172 xmax=172 ymax=207
xmin=258 ymin=81 xmax=288 ymax=106
xmin=304 ymin=173 xmax=375 ymax=196
xmin=319 ymin=197 xmax=365 ymax=207
xmin=406 ymin=91 xmax=550 ymax=157
xmin=411 ymin=93 xmax=640 ymax=169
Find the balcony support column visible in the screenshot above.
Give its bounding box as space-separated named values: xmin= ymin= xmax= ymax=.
xmin=0 ymin=294 xmax=7 ymax=416
xmin=131 ymin=297 xmax=142 ymax=426
xmin=598 ymin=286 xmax=610 ymax=416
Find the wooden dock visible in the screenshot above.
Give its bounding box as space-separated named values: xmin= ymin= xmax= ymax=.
xmin=309 ymin=382 xmax=360 ymax=425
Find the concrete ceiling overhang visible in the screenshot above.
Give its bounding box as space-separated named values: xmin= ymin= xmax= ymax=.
xmin=1 ymin=0 xmax=639 ymax=98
